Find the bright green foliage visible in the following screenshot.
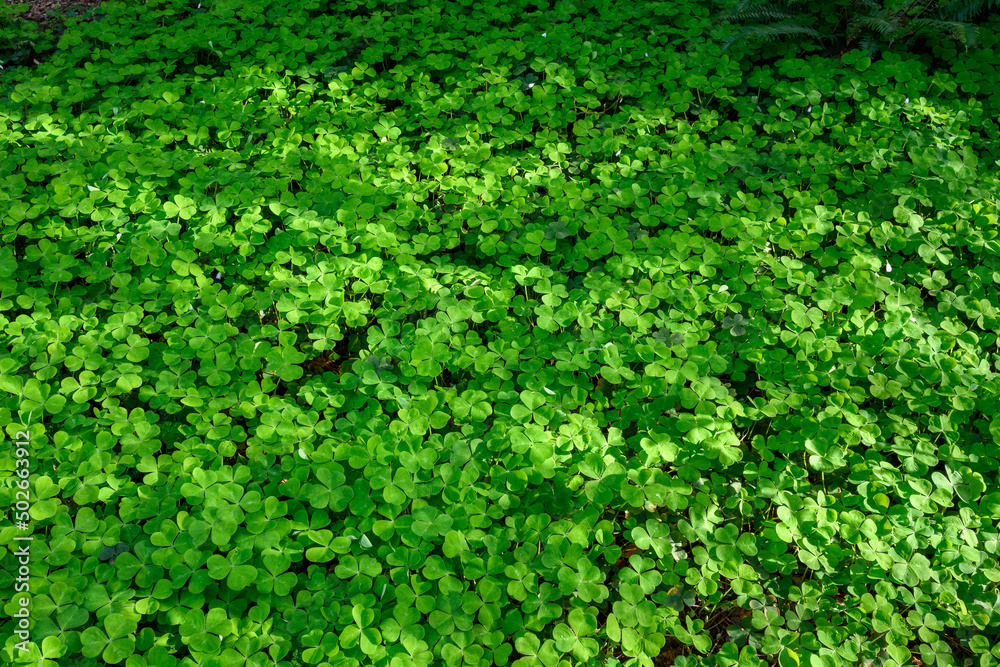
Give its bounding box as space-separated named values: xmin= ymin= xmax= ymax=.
xmin=2 ymin=0 xmax=1000 ymax=667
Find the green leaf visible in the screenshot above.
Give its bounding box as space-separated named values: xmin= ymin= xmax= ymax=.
xmin=779 ymin=648 xmax=801 ymax=667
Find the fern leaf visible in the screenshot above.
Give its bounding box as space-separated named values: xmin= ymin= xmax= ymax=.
xmin=857 ymin=33 xmax=884 ymax=59
xmin=853 ymin=15 xmax=903 ymax=35
xmin=853 ymin=0 xmax=884 ymax=12
xmin=713 ymin=0 xmax=802 ymax=24
xmin=715 ymin=7 xmax=799 ymax=23
xmin=720 ymin=22 xmax=826 ymax=52
xmin=910 ymin=17 xmax=980 ymax=47
xmin=935 ymin=0 xmax=979 ymax=23
xmin=935 ymin=0 xmax=1000 ymax=23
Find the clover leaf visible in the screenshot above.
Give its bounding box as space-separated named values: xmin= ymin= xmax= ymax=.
xmin=722 ymin=313 xmax=748 ymax=337
xmin=5 ymin=7 xmax=1000 ymax=667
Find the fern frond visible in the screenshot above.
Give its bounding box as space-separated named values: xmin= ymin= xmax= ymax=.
xmin=935 ymin=0 xmax=1000 ymax=23
xmin=857 ymin=32 xmax=884 ymax=58
xmin=720 ymin=22 xmax=826 ymax=52
xmin=853 ymin=0 xmax=884 ymax=12
xmin=910 ymin=17 xmax=980 ymax=47
xmin=853 ymin=15 xmax=903 ymax=35
xmin=715 ymin=7 xmax=799 ymax=23
xmin=713 ymin=0 xmax=806 ymax=24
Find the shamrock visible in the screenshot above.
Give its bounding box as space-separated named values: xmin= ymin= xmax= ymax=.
xmin=98 ymin=542 xmax=131 ymax=564
xmin=722 ymin=313 xmax=749 ymax=337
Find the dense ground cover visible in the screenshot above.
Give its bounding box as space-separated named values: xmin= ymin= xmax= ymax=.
xmin=2 ymin=0 xmax=1000 ymax=666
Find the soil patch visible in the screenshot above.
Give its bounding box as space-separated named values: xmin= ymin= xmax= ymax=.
xmin=5 ymin=0 xmax=106 ymax=24
xmin=2 ymin=0 xmax=107 ymax=73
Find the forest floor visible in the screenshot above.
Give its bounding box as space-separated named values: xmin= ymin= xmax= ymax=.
xmin=5 ymin=0 xmax=106 ymax=23
xmin=2 ymin=0 xmax=107 ymax=73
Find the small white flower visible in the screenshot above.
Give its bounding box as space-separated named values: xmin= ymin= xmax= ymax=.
xmin=615 ymin=150 xmax=621 ymax=156
xmin=215 ymin=272 xmax=222 ymax=279
xmin=199 ymin=100 xmax=205 ymax=104
xmin=542 ymin=32 xmax=546 ymax=37
xmin=905 ymin=98 xmax=910 ymax=104
xmin=528 ymin=83 xmax=534 ymax=88
xmin=807 ymin=106 xmax=812 ymax=113
xmin=645 ymin=53 xmax=649 ymax=57
xmin=910 ymin=317 xmax=917 ymax=323
xmin=885 ymin=263 xmax=892 ymax=272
